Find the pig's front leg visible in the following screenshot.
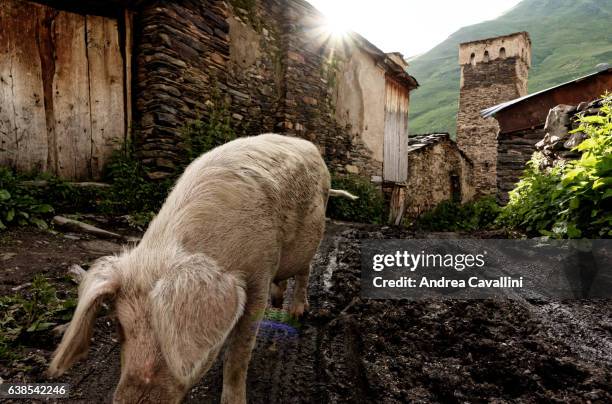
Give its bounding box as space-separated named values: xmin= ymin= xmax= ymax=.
xmin=221 ymin=281 xmax=269 ymax=404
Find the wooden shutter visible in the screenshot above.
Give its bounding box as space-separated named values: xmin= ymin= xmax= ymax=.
xmin=383 ymin=79 xmax=409 ymax=183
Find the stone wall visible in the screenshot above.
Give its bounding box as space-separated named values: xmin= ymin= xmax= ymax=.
xmin=278 ymin=1 xmax=383 ymax=179
xmin=134 ymin=0 xmax=232 ymax=179
xmin=404 ymin=134 xmax=475 ymax=218
xmin=333 ymin=42 xmax=387 ymax=181
xmin=535 ymin=99 xmax=604 ymax=167
xmin=456 ymin=32 xmax=530 ymax=197
xmin=225 ymin=1 xmax=285 ymax=139
xmin=134 ymin=0 xmax=386 ymax=180
xmin=497 ymin=127 xmax=545 ymax=203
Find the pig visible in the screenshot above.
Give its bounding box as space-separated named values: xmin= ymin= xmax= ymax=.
xmin=48 ymin=133 xmax=356 ymax=403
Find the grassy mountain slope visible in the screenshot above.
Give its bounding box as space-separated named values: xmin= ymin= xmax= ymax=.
xmin=408 ymin=0 xmax=612 ymax=136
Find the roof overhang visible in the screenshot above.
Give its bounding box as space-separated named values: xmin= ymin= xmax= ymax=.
xmin=349 ymin=32 xmax=419 ymax=91
xmin=481 ymin=67 xmax=612 ymax=134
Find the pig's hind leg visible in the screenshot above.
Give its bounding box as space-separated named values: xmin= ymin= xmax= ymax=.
xmin=289 ymin=267 xmax=311 ymax=318
xmin=270 ymin=280 xmax=287 ymax=308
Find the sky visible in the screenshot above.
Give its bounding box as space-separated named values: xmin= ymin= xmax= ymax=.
xmin=306 ymin=0 xmax=523 ymax=57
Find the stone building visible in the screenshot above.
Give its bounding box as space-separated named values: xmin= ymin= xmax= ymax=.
xmin=0 ymin=0 xmax=418 ymax=198
xmin=481 ymin=67 xmax=612 ymax=202
xmin=403 ymin=133 xmax=474 ymax=219
xmin=456 ymin=32 xmax=531 ymax=196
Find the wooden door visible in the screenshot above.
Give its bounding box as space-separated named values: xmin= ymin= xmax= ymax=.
xmin=383 ymin=78 xmax=409 ymax=183
xmin=0 ymin=0 xmax=126 ymax=180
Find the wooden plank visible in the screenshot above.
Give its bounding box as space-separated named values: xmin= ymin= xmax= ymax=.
xmin=388 ymin=185 xmax=407 ymax=225
xmin=0 ymin=2 xmax=16 ymax=167
xmin=52 ymin=11 xmax=92 ymax=180
xmin=383 ymin=79 xmax=409 ymax=183
xmin=37 ymin=5 xmax=60 ymax=175
xmin=124 ymin=9 xmax=133 ymax=142
xmin=86 ymin=14 xmax=125 ymax=179
xmin=0 ymin=0 xmax=48 ymax=172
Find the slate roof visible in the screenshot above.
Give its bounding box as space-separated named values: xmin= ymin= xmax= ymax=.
xmin=407 ymin=133 xmax=451 ymax=153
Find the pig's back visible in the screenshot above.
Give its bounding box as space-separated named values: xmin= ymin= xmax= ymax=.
xmin=144 ymin=134 xmax=330 ymax=274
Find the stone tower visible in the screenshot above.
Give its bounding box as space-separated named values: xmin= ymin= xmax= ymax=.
xmin=456 ymin=32 xmax=531 ymax=196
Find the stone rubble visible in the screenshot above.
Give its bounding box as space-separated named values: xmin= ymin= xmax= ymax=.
xmin=535 ymin=98 xmax=603 ymax=168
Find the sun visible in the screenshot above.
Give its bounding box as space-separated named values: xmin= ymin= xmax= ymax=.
xmin=323 ymin=16 xmax=351 ymax=39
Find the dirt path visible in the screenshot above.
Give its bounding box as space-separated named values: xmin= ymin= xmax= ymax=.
xmin=1 ymin=224 xmax=611 ymax=403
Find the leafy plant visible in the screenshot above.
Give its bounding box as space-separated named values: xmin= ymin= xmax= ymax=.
xmin=412 ymin=197 xmax=501 ymax=231
xmin=183 ymin=95 xmax=238 ymax=161
xmin=0 ymin=276 xmax=76 ymax=362
xmin=498 ymin=95 xmax=612 ymax=238
xmin=327 ymin=174 xmax=385 ymax=224
xmin=101 ymin=139 xmax=172 ymax=220
xmin=101 ymin=97 xmax=240 ymax=228
xmin=0 ymin=168 xmax=54 ymax=230
xmin=30 ymin=174 xmax=104 ymax=214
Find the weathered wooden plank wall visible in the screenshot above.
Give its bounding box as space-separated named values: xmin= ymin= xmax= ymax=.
xmin=53 ymin=11 xmax=92 ymax=179
xmin=0 ymin=0 xmax=126 ymax=180
xmin=87 ymin=15 xmax=125 ymax=178
xmin=0 ymin=2 xmax=48 ymax=173
xmin=383 ymin=79 xmax=409 ymax=183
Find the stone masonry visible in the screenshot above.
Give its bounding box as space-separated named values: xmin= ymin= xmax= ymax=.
xmin=134 ymin=0 xmax=390 ymax=180
xmin=497 ymin=127 xmax=545 ymax=203
xmin=456 ymin=32 xmax=531 ymax=196
xmin=404 ymin=133 xmax=475 ymax=218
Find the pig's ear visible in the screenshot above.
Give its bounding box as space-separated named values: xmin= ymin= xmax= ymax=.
xmin=48 ymin=256 xmax=120 ymax=377
xmin=150 ymin=254 xmax=246 ymax=384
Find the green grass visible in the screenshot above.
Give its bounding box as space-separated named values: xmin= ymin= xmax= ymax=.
xmin=408 ymin=0 xmax=612 ymax=136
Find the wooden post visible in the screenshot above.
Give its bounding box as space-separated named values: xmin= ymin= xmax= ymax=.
xmin=123 ymin=9 xmax=133 ymax=143
xmin=388 ymin=184 xmax=407 ymax=226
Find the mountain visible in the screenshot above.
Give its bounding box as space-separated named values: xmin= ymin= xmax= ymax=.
xmin=407 ymin=0 xmax=612 ymax=136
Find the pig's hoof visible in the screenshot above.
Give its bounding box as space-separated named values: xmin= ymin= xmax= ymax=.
xmin=289 ymin=301 xmax=309 ymax=318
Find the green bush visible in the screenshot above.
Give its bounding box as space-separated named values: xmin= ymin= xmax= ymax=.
xmin=327 ymin=174 xmax=385 ymax=224
xmin=101 ymin=106 xmax=240 ymax=227
xmin=0 ymin=276 xmax=76 ymax=361
xmin=498 ymin=95 xmax=612 ymax=238
xmin=412 ymin=197 xmax=501 ymax=232
xmin=33 ymin=175 xmax=103 ymax=214
xmin=183 ymin=105 xmax=237 ymax=162
xmin=101 ymin=139 xmax=172 ymax=219
xmin=0 ymin=168 xmax=53 ymax=230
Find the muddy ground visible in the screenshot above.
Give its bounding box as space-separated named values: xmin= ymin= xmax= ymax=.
xmin=1 ymin=222 xmax=611 ymax=403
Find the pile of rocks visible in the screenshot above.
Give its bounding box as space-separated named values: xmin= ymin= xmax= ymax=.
xmin=535 ymin=98 xmax=604 ymax=168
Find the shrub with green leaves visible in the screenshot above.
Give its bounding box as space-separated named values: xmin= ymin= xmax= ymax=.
xmin=183 ymin=109 xmax=237 ymax=161
xmin=0 ymin=168 xmax=53 ymax=230
xmin=30 ymin=174 xmax=104 ymax=214
xmin=0 ymin=276 xmax=76 ymax=361
xmin=412 ymin=197 xmax=501 ymax=232
xmin=101 ymin=140 xmax=172 ymax=219
xmin=498 ymin=95 xmax=612 ymax=238
xmin=101 ymin=105 xmax=240 ymax=227
xmin=327 ymin=174 xmax=385 ymax=224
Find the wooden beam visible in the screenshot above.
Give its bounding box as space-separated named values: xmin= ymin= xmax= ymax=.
xmin=123 ymin=9 xmax=133 ymax=142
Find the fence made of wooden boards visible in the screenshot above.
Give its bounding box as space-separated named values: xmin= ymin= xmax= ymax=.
xmin=0 ymin=0 xmax=127 ymax=180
